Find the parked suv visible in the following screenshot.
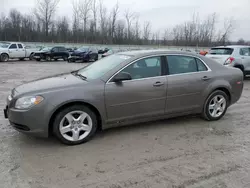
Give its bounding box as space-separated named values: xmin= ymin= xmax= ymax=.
xmin=206 ymin=45 xmax=250 ymax=78
xmin=33 ymin=46 xmax=69 ymax=61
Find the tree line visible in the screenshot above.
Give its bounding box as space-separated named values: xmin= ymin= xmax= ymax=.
xmin=0 ymin=0 xmax=249 ymax=47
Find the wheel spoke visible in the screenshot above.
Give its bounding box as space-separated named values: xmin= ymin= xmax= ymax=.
xmin=209 ymin=104 xmax=215 ymax=110
xmin=65 ymin=113 xmax=74 ymax=122
xmin=80 ymin=124 xmax=91 ymax=131
xmin=72 ymin=130 xmax=80 ymax=141
xmin=76 ymin=113 xmax=87 ymax=123
xmin=218 ymin=98 xmax=225 ymax=105
xmin=61 ymin=125 xmax=72 ymax=134
xmin=211 ymin=109 xmax=217 ymax=117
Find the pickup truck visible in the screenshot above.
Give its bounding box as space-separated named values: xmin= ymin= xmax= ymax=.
xmin=0 ymin=42 xmax=37 ymax=62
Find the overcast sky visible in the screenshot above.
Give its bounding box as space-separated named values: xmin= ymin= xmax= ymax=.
xmin=1 ymin=0 xmax=250 ymax=40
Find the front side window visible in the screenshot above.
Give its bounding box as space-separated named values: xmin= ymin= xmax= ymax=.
xmin=121 ymin=56 xmax=162 ymax=80
xmin=240 ymin=48 xmax=250 ymax=56
xmin=167 ymin=56 xmax=208 ymax=75
xmin=9 ymin=44 xmax=17 ymax=49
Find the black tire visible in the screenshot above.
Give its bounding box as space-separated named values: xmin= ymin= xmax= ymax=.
xmin=46 ymin=55 xmax=51 ymax=61
xmin=53 ymin=105 xmax=98 ymax=145
xmin=202 ymin=90 xmax=229 ymax=121
xmin=29 ymin=53 xmax=34 ymax=60
xmin=36 ymin=58 xmax=41 ymax=61
xmin=0 ymin=53 xmax=9 ymax=62
xmin=63 ymin=56 xmax=68 ymax=61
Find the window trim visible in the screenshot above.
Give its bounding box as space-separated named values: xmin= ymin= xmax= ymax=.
xmin=106 ymin=54 xmax=211 ymax=84
xmin=166 ymin=54 xmax=211 ymax=77
xmin=107 ymin=55 xmax=165 ymax=84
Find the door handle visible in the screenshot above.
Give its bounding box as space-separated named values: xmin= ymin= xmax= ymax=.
xmin=202 ymin=76 xmax=211 ymax=81
xmin=153 ymin=81 xmax=164 ymax=87
xmin=241 ymin=57 xmax=245 ymax=59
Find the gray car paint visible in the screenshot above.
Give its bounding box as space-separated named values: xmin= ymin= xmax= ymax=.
xmin=5 ymin=50 xmax=244 ymax=137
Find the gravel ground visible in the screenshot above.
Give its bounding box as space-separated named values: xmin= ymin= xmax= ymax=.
xmin=1 ymin=60 xmax=250 ymax=188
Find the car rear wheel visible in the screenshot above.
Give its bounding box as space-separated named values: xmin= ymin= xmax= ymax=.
xmin=53 ymin=105 xmax=98 ymax=145
xmin=202 ymin=90 xmax=229 ymax=121
xmin=0 ymin=53 xmax=9 ymax=62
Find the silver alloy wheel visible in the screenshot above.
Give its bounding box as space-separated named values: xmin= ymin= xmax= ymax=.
xmin=59 ymin=110 xmax=93 ymax=142
xmin=208 ymin=95 xmax=226 ymax=118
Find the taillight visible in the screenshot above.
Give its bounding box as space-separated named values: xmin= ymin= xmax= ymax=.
xmin=224 ymin=57 xmax=235 ymax=65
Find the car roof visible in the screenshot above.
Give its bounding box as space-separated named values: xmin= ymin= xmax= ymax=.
xmin=212 ymin=45 xmax=250 ymax=49
xmin=117 ymin=49 xmax=198 ymax=57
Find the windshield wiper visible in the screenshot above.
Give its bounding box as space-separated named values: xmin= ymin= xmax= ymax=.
xmin=71 ymin=71 xmax=87 ymax=80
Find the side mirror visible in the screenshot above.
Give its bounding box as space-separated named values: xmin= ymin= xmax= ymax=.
xmin=113 ymin=72 xmax=132 ymax=82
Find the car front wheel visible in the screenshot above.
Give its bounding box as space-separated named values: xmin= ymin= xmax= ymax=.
xmin=53 ymin=105 xmax=98 ymax=145
xmin=202 ymin=90 xmax=229 ymax=121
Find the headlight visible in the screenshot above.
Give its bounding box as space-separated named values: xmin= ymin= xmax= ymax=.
xmin=8 ymin=95 xmax=12 ymax=101
xmin=15 ymin=96 xmax=44 ymax=109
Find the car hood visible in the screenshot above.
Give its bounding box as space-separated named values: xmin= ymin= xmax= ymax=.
xmin=14 ymin=73 xmax=87 ymax=95
xmin=72 ymin=50 xmax=87 ymax=55
xmin=0 ymin=47 xmax=8 ymax=52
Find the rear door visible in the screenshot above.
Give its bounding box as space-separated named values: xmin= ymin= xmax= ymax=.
xmin=206 ymin=47 xmax=234 ymax=65
xmin=239 ymin=48 xmax=250 ymax=71
xmin=8 ymin=44 xmax=19 ymax=58
xmin=165 ymin=55 xmax=213 ymax=114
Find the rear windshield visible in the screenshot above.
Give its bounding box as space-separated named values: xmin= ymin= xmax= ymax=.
xmin=208 ymin=48 xmax=234 ymax=55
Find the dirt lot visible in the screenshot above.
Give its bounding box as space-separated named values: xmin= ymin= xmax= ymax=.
xmin=1 ymin=60 xmax=250 ymax=188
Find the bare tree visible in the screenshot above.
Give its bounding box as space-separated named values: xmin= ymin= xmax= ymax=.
xmin=143 ymin=21 xmax=151 ymax=44
xmin=219 ymin=17 xmax=234 ymax=45
xmin=34 ymin=0 xmax=60 ymax=37
xmin=79 ymin=0 xmax=92 ymax=40
xmin=110 ymin=1 xmax=119 ymax=40
xmin=91 ymin=0 xmax=98 ymax=33
xmin=99 ymin=0 xmax=108 ymax=42
xmin=134 ymin=15 xmax=141 ymax=42
xmin=124 ymin=9 xmax=136 ymax=40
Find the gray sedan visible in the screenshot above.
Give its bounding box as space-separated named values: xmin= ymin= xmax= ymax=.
xmin=4 ymin=50 xmax=244 ymax=145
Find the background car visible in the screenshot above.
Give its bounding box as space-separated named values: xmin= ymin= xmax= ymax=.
xmin=206 ymin=45 xmax=250 ymax=78
xmin=33 ymin=46 xmax=69 ymax=61
xmin=4 ymin=50 xmax=244 ymax=145
xmin=98 ymin=47 xmax=109 ymax=54
xmin=68 ymin=46 xmax=99 ymax=63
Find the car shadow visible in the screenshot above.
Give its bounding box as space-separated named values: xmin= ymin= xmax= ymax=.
xmin=16 ymin=114 xmax=211 ymax=147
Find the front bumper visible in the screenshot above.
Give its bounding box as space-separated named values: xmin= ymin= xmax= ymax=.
xmin=3 ymin=105 xmax=49 ymax=138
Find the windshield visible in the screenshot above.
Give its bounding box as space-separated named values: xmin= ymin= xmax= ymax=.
xmin=77 ymin=54 xmax=132 ymax=79
xmin=0 ymin=43 xmax=10 ymax=48
xmin=209 ymin=48 xmax=234 ymax=55
xmin=77 ymin=47 xmax=89 ymax=52
xmin=41 ymin=47 xmax=52 ymax=51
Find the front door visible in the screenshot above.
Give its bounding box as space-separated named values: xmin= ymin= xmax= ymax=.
xmin=105 ymin=56 xmax=167 ymax=123
xmin=165 ymin=55 xmax=213 ymax=114
xmin=8 ymin=44 xmax=19 ymax=58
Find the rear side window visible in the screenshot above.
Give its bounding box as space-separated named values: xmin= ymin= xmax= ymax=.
xmin=167 ymin=56 xmax=208 ymax=75
xmin=18 ymin=44 xmax=23 ymax=49
xmin=9 ymin=44 xmax=17 ymax=49
xmin=239 ymin=48 xmax=250 ymax=56
xmin=196 ymin=58 xmax=208 ymax=71
xmin=209 ymin=48 xmax=234 ymax=55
